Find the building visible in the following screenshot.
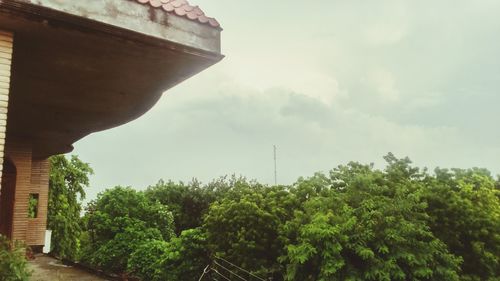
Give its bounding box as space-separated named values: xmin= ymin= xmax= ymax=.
xmin=0 ymin=0 xmax=222 ymax=249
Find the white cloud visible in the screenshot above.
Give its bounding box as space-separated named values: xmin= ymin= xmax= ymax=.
xmin=73 ymin=0 xmax=500 ymax=201
xmin=364 ymin=68 xmax=399 ymax=102
xmin=222 ymin=53 xmax=341 ymax=106
xmin=364 ymin=23 xmax=408 ymax=47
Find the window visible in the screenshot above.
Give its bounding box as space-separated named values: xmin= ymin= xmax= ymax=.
xmin=28 ymin=194 xmax=39 ymax=218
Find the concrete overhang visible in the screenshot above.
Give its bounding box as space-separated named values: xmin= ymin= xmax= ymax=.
xmin=0 ymin=0 xmax=223 ymax=158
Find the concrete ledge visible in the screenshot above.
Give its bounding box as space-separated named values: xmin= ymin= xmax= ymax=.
xmin=13 ymin=0 xmax=221 ymax=53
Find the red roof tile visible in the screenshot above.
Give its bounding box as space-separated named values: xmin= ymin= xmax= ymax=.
xmin=134 ymin=0 xmax=221 ymax=29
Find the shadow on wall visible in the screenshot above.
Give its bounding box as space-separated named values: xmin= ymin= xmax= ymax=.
xmin=0 ymin=158 xmax=16 ymax=239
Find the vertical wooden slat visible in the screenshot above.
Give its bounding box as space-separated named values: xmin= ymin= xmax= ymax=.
xmin=6 ymin=140 xmax=32 ymax=243
xmin=0 ymin=30 xmax=13 ymax=193
xmin=27 ymin=158 xmax=50 ymax=245
xmin=4 ymin=140 xmax=50 ymax=246
xmin=0 ymin=30 xmax=48 ymax=247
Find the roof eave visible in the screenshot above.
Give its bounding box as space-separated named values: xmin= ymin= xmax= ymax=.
xmin=0 ymin=0 xmax=223 ymax=57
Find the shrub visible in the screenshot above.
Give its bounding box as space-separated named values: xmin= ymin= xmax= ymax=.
xmin=0 ymin=236 xmax=31 ymax=281
xmin=127 ymin=228 xmax=209 ymax=281
xmin=48 ymin=155 xmax=93 ymax=261
xmin=281 ymin=157 xmax=462 ymax=281
xmin=423 ymin=168 xmax=500 ymax=281
xmin=127 ymin=240 xmax=169 ymax=281
xmin=81 ymin=187 xmax=175 ymax=274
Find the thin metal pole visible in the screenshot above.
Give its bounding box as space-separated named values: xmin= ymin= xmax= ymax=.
xmin=273 ymin=145 xmax=277 ymax=186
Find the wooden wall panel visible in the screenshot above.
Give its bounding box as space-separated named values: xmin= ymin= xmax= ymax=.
xmin=0 ymin=31 xmax=48 ymax=246
xmin=4 ymin=139 xmax=49 ymax=246
xmin=0 ymin=30 xmax=13 ymax=188
xmin=5 ymin=139 xmax=32 ymax=243
xmin=27 ymin=159 xmax=49 ymax=245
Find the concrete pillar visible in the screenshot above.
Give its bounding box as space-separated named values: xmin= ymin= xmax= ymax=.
xmin=0 ymin=30 xmax=13 ymax=188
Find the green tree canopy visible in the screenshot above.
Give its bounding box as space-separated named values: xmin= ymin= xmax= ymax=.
xmin=73 ymin=153 xmax=500 ymax=281
xmin=48 ymin=155 xmax=93 ymax=260
xmin=128 ymin=228 xmax=209 ymax=281
xmin=282 ymin=155 xmax=462 ymax=281
xmin=422 ymin=168 xmax=500 ymax=281
xmin=81 ymin=186 xmax=175 ymax=274
xmin=204 ymin=183 xmax=297 ymax=279
xmin=145 ymin=179 xmax=216 ymax=234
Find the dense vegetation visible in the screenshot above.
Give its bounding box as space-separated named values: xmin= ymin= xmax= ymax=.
xmin=0 ymin=236 xmax=31 ymax=281
xmin=48 ymin=153 xmax=500 ymax=281
xmin=48 ymin=155 xmax=93 ymax=260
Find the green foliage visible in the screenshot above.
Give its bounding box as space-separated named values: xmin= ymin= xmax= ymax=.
xmin=204 ymin=184 xmax=296 ymax=279
xmin=281 ymin=156 xmax=462 ymax=281
xmin=144 ymin=176 xmax=255 ymax=235
xmin=75 ymin=153 xmax=499 ymax=281
xmin=145 ymin=179 xmax=216 ymax=234
xmin=48 ymin=155 xmax=93 ymax=260
xmin=0 ymin=236 xmax=31 ymax=281
xmin=159 ymin=228 xmax=210 ymax=280
xmin=127 ymin=239 xmax=169 ymax=281
xmin=423 ymin=168 xmax=500 ymax=281
xmin=27 ymin=195 xmax=38 ymax=219
xmin=89 ymin=222 xmax=162 ymax=273
xmin=81 ymin=186 xmax=175 ymax=274
xmin=128 ymin=228 xmax=209 ymax=281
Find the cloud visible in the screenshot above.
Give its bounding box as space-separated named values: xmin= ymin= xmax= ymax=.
xmin=364 ymin=68 xmax=400 ymax=102
xmin=73 ymin=0 xmax=500 ymax=202
xmin=75 ymin=82 xmax=470 ymax=201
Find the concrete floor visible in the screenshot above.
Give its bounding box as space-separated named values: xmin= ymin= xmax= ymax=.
xmin=28 ymin=255 xmax=109 ymax=281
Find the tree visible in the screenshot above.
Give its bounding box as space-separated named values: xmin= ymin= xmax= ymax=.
xmin=81 ymin=186 xmax=175 ymax=274
xmin=128 ymin=228 xmax=209 ymax=281
xmin=145 ymin=179 xmax=216 ymax=234
xmin=422 ymin=168 xmax=500 ymax=281
xmin=89 ymin=220 xmax=163 ymax=274
xmin=204 ymin=184 xmax=296 ymax=279
xmin=282 ymin=156 xmax=462 ymax=281
xmin=48 ymin=155 xmax=93 ymax=260
xmin=144 ymin=176 xmax=254 ymax=235
xmin=70 ymin=153 xmax=499 ymax=280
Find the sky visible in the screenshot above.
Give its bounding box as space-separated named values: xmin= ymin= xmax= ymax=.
xmin=73 ymin=0 xmax=500 ymax=201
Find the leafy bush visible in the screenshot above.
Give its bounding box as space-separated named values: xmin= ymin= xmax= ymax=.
xmin=204 ymin=185 xmax=294 ymax=279
xmin=0 ymin=236 xmax=31 ymax=281
xmin=158 ymin=228 xmax=210 ymax=280
xmin=48 ymin=155 xmax=93 ymax=260
xmin=81 ymin=186 xmax=175 ymax=274
xmin=145 ymin=180 xmax=216 ymax=235
xmin=423 ymin=168 xmax=500 ymax=281
xmin=128 ymin=240 xmax=169 ymax=281
xmin=281 ymin=157 xmax=462 ymax=281
xmin=76 ymin=154 xmax=500 ymax=280
xmin=88 ymin=221 xmax=162 ymax=273
xmin=127 ymin=228 xmax=209 ymax=281
xmin=144 ymin=176 xmax=253 ymax=235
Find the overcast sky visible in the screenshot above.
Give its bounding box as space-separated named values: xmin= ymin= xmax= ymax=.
xmin=73 ymin=0 xmax=500 ymax=201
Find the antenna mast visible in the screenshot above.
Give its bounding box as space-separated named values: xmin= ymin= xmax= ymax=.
xmin=273 ymin=145 xmax=277 ymax=185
